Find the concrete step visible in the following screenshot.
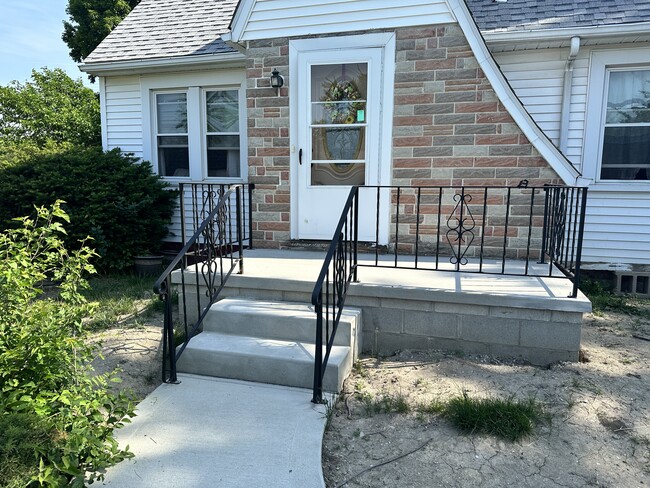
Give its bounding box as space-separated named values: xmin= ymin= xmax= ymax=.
xmin=204 ymin=298 xmax=361 ymax=352
xmin=176 ymin=332 xmax=351 ymax=392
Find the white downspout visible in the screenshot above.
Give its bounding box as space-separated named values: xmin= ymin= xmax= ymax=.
xmin=559 ymin=36 xmax=581 ymax=155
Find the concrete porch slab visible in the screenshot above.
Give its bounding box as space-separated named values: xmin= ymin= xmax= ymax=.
xmin=227 ymin=249 xmax=592 ymax=312
xmin=103 ymin=374 xmax=328 ymax=488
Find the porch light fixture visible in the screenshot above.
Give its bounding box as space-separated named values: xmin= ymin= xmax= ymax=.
xmin=270 ymin=68 xmax=284 ymax=89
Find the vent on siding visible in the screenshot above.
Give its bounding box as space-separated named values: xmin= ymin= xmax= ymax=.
xmin=615 ymin=272 xmax=650 ymax=297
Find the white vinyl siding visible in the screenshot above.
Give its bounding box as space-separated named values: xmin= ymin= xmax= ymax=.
xmin=238 ymin=0 xmax=455 ymax=40
xmin=494 ymin=43 xmax=650 ymax=266
xmin=493 ymin=49 xmax=589 ymax=172
xmin=582 ymin=190 xmax=650 ymax=264
xmin=103 ymin=76 xmax=143 ymax=157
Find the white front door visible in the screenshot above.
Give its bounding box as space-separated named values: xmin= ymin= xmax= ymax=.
xmin=293 ymin=46 xmax=386 ymax=241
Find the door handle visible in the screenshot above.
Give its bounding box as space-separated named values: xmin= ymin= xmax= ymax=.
xmin=299 ymin=148 xmax=303 ymax=165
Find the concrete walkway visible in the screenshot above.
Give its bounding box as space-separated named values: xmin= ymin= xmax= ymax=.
xmin=104 ymin=374 xmax=328 ymax=487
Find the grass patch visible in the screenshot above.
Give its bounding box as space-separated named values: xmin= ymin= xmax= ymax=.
xmin=82 ymin=273 xmax=161 ymax=330
xmin=580 ymin=279 xmax=650 ymax=318
xmin=358 ymin=392 xmax=410 ymax=416
xmin=443 ymin=393 xmax=545 ymax=442
xmin=0 ymin=411 xmax=53 ymax=488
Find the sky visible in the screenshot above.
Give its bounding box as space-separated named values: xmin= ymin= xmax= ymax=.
xmin=0 ymin=1 xmax=94 ymax=88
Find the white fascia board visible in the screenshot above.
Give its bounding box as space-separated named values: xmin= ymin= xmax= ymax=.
xmin=447 ymin=0 xmax=582 ymax=185
xmin=228 ymin=0 xmax=255 ymax=42
xmin=79 ymin=52 xmax=246 ymax=77
xmin=483 ymin=21 xmax=650 ymax=44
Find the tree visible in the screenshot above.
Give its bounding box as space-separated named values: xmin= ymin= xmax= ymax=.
xmin=63 ymin=0 xmax=140 ymax=64
xmin=0 ymin=68 xmax=101 ymax=147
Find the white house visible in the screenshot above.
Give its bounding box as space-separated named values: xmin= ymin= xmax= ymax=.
xmin=80 ymin=0 xmax=650 ymax=282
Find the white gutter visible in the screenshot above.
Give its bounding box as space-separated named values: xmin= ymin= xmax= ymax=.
xmin=79 ymin=51 xmax=246 ymax=76
xmin=483 ymin=21 xmax=650 ymax=44
xmin=559 ymin=36 xmax=580 ymax=154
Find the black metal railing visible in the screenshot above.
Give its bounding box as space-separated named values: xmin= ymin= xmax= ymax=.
xmin=310 ymin=183 xmax=587 ymax=402
xmin=179 ymin=182 xmax=254 ymax=250
xmin=311 ymin=187 xmax=359 ymax=403
xmin=154 ymin=184 xmax=247 ymax=383
xmin=357 ymin=183 xmax=588 ymax=297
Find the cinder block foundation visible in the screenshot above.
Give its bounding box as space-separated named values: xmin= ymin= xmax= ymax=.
xmin=175 ymin=267 xmax=590 ymax=366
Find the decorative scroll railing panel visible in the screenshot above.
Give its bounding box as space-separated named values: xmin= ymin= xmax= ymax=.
xmin=154 ymin=184 xmax=248 ymax=383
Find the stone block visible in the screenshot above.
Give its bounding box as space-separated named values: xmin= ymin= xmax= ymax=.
xmin=551 ymin=311 xmax=584 ymax=324
xmin=381 ymin=297 xmax=433 ymax=311
xmin=435 ymin=302 xmax=488 ymax=316
xmin=374 ymin=332 xmax=434 ymax=356
xmin=362 ymin=307 xmax=403 ymax=334
xmin=403 ymin=310 xmax=459 ymax=338
xmin=489 ymin=306 xmax=551 ymax=321
xmin=520 ymin=321 xmax=581 ymax=350
xmin=460 ymin=315 xmax=519 ymax=345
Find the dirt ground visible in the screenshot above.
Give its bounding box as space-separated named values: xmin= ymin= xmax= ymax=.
xmin=90 ymin=314 xmax=164 ymax=401
xmin=89 ymin=303 xmax=650 ymax=487
xmin=322 ymin=309 xmax=650 ymax=488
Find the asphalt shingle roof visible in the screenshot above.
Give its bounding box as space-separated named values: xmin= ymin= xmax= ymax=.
xmin=84 ymin=0 xmax=239 ymax=64
xmin=466 ymin=0 xmax=650 ymax=32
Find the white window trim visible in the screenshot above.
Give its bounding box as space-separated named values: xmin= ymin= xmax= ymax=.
xmin=201 ymin=85 xmax=247 ymax=182
xmin=584 ymin=48 xmax=650 ymax=191
xmin=141 ymin=70 xmax=248 ymax=184
xmin=154 ymin=90 xmax=191 ymax=179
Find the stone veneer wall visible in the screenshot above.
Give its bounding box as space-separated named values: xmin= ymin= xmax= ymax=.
xmin=246 ymin=38 xmax=291 ymax=247
xmin=246 ymin=25 xmax=565 ymax=250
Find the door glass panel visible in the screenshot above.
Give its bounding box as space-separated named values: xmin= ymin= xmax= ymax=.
xmin=311 ymin=163 xmax=365 ymax=186
xmin=312 ymin=127 xmax=365 ymax=161
xmin=310 ymin=63 xmax=368 ymax=186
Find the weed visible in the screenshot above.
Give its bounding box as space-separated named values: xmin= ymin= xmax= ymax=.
xmin=322 ymin=396 xmax=337 ymax=431
xmin=416 ymin=399 xmax=445 ymax=415
xmin=414 ymin=378 xmax=429 ymax=388
xmin=352 ymin=361 xmax=366 ymax=376
xmin=570 ymin=378 xmax=603 ymax=396
xmin=443 ymin=392 xmax=545 ymax=442
xmin=353 ymin=428 xmax=362 ymax=438
xmin=359 ymin=392 xmax=411 ymax=416
xmin=580 ymin=279 xmax=650 ymax=318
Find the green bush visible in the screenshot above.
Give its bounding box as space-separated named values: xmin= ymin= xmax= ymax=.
xmin=0 ymin=202 xmax=135 ymax=486
xmin=0 ymin=147 xmax=177 ymax=271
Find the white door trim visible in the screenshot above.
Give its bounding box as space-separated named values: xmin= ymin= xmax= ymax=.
xmin=289 ymin=33 xmax=395 ymax=243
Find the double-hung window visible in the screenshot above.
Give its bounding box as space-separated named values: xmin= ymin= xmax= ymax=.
xmin=601 ymin=69 xmax=650 ymax=181
xmin=148 ymin=77 xmax=245 ymax=181
xmin=156 ymin=92 xmax=189 ymax=177
xmin=205 ymin=90 xmax=241 ymax=178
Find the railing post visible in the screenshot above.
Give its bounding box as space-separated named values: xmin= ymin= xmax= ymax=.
xmin=236 ymin=186 xmax=244 ymax=275
xmin=312 ymin=294 xmax=324 ymax=404
xmin=248 ymin=183 xmax=255 ymax=250
xmin=353 ymin=187 xmax=359 ymax=282
xmin=571 ymin=187 xmax=588 ymax=298
xmin=163 ymin=275 xmax=177 ymax=383
xmin=539 ymin=185 xmax=550 ymax=264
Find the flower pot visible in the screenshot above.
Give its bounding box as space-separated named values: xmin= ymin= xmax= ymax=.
xmin=133 ymin=255 xmax=164 ymax=276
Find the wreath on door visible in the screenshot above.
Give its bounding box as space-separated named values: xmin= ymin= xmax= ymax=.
xmin=321 ymin=78 xmax=365 ymax=162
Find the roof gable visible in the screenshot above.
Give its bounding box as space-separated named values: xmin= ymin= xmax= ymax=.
xmin=84 ymin=0 xmax=239 ymax=64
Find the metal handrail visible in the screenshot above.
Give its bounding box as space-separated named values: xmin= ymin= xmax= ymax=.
xmin=154 ymin=184 xmax=245 ymax=383
xmin=311 ymin=186 xmax=358 ymax=403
